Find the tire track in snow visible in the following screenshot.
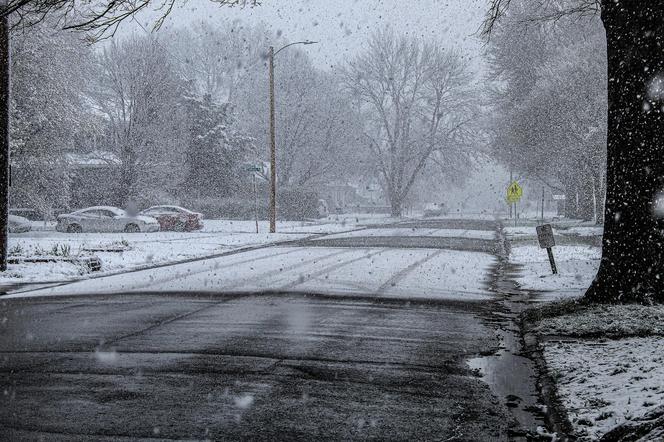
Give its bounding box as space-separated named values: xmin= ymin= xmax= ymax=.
xmin=277 ymin=248 xmax=390 ymax=291
xmin=214 ymin=248 xmax=364 ymax=292
xmin=375 ymin=249 xmax=445 ymax=295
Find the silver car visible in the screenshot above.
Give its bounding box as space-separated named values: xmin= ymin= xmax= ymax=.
xmin=56 ymin=206 xmax=160 ymax=233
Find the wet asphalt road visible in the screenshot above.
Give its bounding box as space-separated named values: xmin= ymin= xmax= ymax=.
xmin=0 ymin=219 xmax=515 ymax=441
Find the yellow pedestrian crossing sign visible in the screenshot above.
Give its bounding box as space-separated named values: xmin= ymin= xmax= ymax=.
xmin=507 ymin=181 xmax=523 ymax=203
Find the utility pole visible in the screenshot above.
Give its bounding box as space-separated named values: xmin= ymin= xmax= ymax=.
xmin=0 ymin=0 xmax=9 ymax=271
xmin=509 ymin=170 xmax=513 ymax=219
xmin=253 ymin=173 xmax=259 ymax=234
xmin=266 ymin=41 xmax=317 ymax=234
xmin=268 ymin=45 xmax=276 ymax=234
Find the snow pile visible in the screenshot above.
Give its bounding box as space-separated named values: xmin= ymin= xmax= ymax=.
xmin=544 ymin=337 xmax=664 ymax=440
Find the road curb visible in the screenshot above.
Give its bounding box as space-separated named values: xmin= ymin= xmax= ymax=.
xmin=520 ymin=318 xmax=577 ymax=440
xmin=494 ymin=222 xmax=575 ymax=440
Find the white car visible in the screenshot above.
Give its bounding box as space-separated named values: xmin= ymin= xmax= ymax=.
xmin=56 ymin=206 xmax=160 ymax=233
xmin=8 ymin=214 xmax=32 ymax=233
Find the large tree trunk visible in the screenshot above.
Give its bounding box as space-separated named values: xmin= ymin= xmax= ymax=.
xmin=390 ymin=198 xmax=402 ymax=217
xmin=586 ymin=2 xmax=664 ymax=303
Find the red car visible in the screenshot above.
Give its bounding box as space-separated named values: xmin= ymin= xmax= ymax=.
xmin=140 ymin=205 xmax=203 ymax=231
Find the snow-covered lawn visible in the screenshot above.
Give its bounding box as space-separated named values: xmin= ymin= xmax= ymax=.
xmin=556 ymin=226 xmax=604 ymax=237
xmin=504 ymin=224 xmax=604 ymax=240
xmin=510 ymin=244 xmax=601 ymax=301
xmin=2 ymin=230 xmax=310 ymax=285
xmin=507 ymin=232 xmax=664 ymax=439
xmin=544 ymin=337 xmax=664 ymax=440
xmin=531 ymin=304 xmax=664 ymax=338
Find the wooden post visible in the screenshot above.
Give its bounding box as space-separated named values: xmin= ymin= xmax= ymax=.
xmin=268 ymin=45 xmax=276 ymax=233
xmin=546 ymin=247 xmax=558 ymax=274
xmin=253 ymin=173 xmax=259 ymax=234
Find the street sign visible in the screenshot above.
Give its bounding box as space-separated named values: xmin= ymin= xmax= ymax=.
xmin=536 ymin=224 xmax=555 ymax=248
xmin=506 ymin=181 xmax=523 ymax=203
xmin=536 ymin=224 xmax=557 ymax=274
xmin=552 ymin=194 xmax=566 ymax=201
xmin=245 ymin=165 xmax=262 ymax=172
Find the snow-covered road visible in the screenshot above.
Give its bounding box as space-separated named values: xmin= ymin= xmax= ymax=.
xmin=3 ymin=218 xmax=501 ymax=301
xmin=5 ymin=244 xmax=496 ymax=301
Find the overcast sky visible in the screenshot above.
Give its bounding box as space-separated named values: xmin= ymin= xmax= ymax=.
xmin=132 ymin=0 xmax=489 ymax=70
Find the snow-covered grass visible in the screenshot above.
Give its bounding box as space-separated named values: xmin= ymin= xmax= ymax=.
xmin=530 ymin=304 xmax=664 ymax=338
xmin=517 ymin=248 xmax=664 ymax=440
xmin=556 ymin=226 xmax=604 ymax=237
xmin=544 ymin=337 xmax=664 ymax=440
xmin=1 ymin=230 xmax=310 ymax=285
xmin=510 ymin=244 xmax=601 ymax=301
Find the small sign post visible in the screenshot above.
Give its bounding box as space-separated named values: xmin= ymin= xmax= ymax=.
xmin=536 ymin=224 xmax=557 ymax=274
xmin=245 ymin=164 xmax=263 ymax=234
xmin=506 ymin=181 xmax=523 ymax=227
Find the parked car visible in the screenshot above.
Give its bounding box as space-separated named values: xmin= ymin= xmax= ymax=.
xmin=8 ymin=214 xmax=32 ymax=233
xmin=56 ymin=206 xmax=160 ymax=233
xmin=9 ymin=208 xmax=67 ymax=221
xmin=141 ymin=206 xmax=203 ymax=231
xmin=423 ymin=203 xmax=445 ymax=218
xmin=139 ymin=205 xmax=203 ymax=231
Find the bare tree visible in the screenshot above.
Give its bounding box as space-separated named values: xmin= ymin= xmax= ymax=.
xmin=487 ymin=6 xmax=607 ymax=221
xmin=230 ymin=42 xmax=363 ymax=191
xmin=95 ymin=35 xmax=186 ymax=206
xmin=343 ymin=28 xmax=475 ymax=216
xmin=170 ymin=21 xmax=271 ymax=103
xmin=485 ymin=0 xmax=664 ymax=304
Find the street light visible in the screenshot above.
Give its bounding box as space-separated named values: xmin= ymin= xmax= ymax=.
xmin=268 ymin=40 xmax=318 ymax=233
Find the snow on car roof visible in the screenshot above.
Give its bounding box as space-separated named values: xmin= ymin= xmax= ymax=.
xmin=74 ymin=206 xmax=126 ymax=215
xmin=8 ymin=214 xmax=30 ymax=223
xmin=145 ymin=205 xmax=195 ymax=213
